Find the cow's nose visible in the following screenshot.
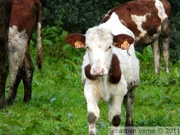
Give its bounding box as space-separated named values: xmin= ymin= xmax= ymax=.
xmin=93 ymin=67 xmax=104 ymax=75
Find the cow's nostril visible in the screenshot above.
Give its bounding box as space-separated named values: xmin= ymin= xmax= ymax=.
xmin=93 ymin=68 xmax=104 ymax=75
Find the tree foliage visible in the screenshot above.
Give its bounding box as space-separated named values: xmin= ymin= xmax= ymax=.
xmin=168 ymin=0 xmax=180 ymax=62
xmin=41 ymin=0 xmax=125 ymax=33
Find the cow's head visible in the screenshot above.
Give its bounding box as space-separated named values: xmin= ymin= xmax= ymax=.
xmin=65 ymin=27 xmax=134 ymax=76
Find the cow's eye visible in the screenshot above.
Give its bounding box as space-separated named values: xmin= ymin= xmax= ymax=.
xmin=108 ymin=46 xmax=112 ymax=49
xmin=106 ymin=46 xmax=112 ymax=51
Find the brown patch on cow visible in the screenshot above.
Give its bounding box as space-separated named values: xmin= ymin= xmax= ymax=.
xmin=84 ymin=64 xmax=96 ymax=80
xmin=114 ymin=34 xmax=134 ymax=50
xmin=10 ymin=0 xmax=40 ymax=37
xmin=89 ymin=131 xmax=95 ymax=135
xmin=111 ymin=115 xmax=121 ymax=127
xmin=141 ymin=9 xmax=161 ymax=37
xmin=88 ymin=112 xmax=97 ymax=124
xmin=109 ymin=54 xmax=121 ymax=84
xmin=103 ymin=15 xmax=110 ymax=23
xmin=65 ymin=33 xmax=85 ymax=48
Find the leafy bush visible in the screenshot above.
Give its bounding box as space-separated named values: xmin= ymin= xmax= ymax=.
xmin=42 ymin=0 xmax=126 ymax=33
xmin=170 ymin=12 xmax=180 ymax=63
xmin=136 ymin=45 xmax=153 ymax=63
xmin=31 ymin=21 xmax=84 ymax=62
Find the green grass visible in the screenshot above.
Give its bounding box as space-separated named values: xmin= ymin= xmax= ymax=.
xmin=0 ymin=46 xmax=180 ymax=135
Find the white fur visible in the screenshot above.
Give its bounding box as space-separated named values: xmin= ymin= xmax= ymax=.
xmin=8 ymin=25 xmax=28 ymax=85
xmin=155 ymin=0 xmax=168 ymax=21
xmin=101 ymin=13 xmax=135 ymax=38
xmin=82 ymin=13 xmax=140 ymax=135
xmin=131 ymin=14 xmax=148 ymax=38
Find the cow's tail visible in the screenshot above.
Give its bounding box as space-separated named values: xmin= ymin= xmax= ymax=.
xmin=36 ymin=0 xmax=43 ymax=70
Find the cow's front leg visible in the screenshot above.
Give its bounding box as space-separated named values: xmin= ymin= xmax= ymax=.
xmin=108 ymin=94 xmax=125 ymax=135
xmin=84 ymin=84 xmax=100 ymax=135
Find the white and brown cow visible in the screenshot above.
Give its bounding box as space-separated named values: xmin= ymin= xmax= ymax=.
xmin=103 ymin=0 xmax=171 ymax=73
xmin=66 ymin=13 xmax=139 ymax=135
xmin=6 ymin=0 xmax=42 ymax=106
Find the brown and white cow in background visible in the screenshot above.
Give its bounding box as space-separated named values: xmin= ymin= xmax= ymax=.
xmin=6 ymin=0 xmax=42 ymax=106
xmin=103 ymin=0 xmax=171 ymax=73
xmin=66 ymin=13 xmax=139 ymax=135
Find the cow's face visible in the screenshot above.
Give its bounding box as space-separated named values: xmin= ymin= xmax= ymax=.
xmin=65 ymin=27 xmax=134 ymax=76
xmin=85 ymin=27 xmax=113 ymax=76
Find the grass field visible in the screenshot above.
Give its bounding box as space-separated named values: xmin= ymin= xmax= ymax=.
xmin=0 ymin=44 xmax=179 ymax=135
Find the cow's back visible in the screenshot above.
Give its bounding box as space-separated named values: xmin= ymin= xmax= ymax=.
xmin=103 ymin=0 xmax=171 ymax=46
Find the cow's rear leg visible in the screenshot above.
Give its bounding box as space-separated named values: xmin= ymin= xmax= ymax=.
xmin=108 ymin=94 xmax=125 ymax=135
xmin=123 ymin=90 xmax=135 ymax=135
xmin=162 ymin=37 xmax=170 ymax=73
xmin=161 ymin=18 xmax=170 ymax=73
xmin=7 ymin=25 xmax=28 ymax=105
xmin=6 ymin=71 xmax=21 ymax=106
xmin=22 ymin=52 xmax=34 ymax=102
xmin=152 ymin=39 xmax=160 ymax=74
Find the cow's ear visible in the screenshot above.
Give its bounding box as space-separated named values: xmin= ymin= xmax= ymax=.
xmin=65 ymin=33 xmax=85 ymax=48
xmin=113 ymin=34 xmax=134 ymax=50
